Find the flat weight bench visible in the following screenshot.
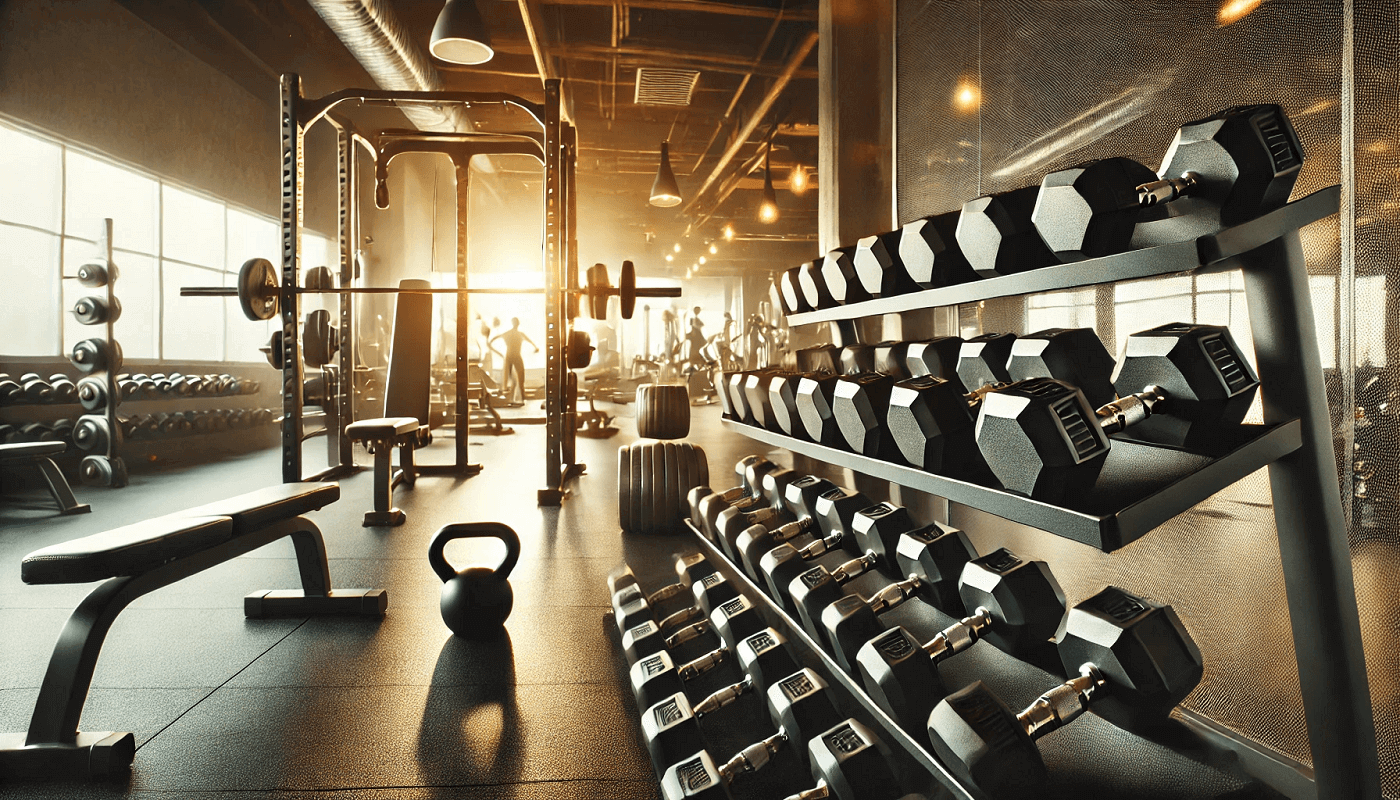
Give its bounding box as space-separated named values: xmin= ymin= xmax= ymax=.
xmin=0 ymin=482 xmax=386 ymax=780
xmin=347 ymin=279 xmax=433 ymax=527
xmin=0 ymin=441 xmax=90 ymax=515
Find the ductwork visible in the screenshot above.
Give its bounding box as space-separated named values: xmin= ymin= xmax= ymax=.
xmin=306 ymin=0 xmax=472 ymax=133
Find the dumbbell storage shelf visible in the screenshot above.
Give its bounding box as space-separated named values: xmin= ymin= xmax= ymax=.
xmin=720 ymin=184 xmax=1377 ymax=798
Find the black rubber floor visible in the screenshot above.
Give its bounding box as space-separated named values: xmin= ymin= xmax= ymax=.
xmin=0 ymin=400 xmax=756 ymax=799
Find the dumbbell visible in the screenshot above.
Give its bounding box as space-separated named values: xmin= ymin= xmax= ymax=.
xmin=830 ymin=342 xmax=922 ymax=459
xmin=796 ymin=259 xmax=838 ymax=311
xmin=759 ymin=488 xmax=872 ymax=614
xmin=610 ymin=553 xmax=716 ymax=612
xmin=73 ymin=414 xmax=119 ymax=452
xmin=956 ymin=185 xmax=1059 ymax=279
xmin=49 ymin=374 xmax=77 ymax=403
xmin=764 ymin=347 xmax=839 ymax=440
xmin=1032 ymin=104 xmax=1302 ymax=261
xmin=734 ymin=475 xmax=839 ymax=580
xmin=976 ymin=323 xmax=1258 ymax=502
xmin=777 ymin=263 xmax=814 ymax=314
xmin=818 ymin=246 xmax=869 ymax=305
xmin=712 ymin=472 xmax=803 ymax=561
xmin=631 ymin=623 xmax=800 ymax=712
xmin=70 ymin=337 xmax=122 ymax=374
xmin=15 ymin=422 xmax=55 ymax=442
xmin=614 ymin=567 xmax=740 ymax=636
xmin=741 ymin=370 xmax=788 ymax=431
xmin=19 ymin=373 xmax=54 ymax=403
xmin=72 ymin=295 xmax=121 ymax=325
xmin=687 ymin=455 xmax=779 ymax=533
xmin=779 ymin=718 xmax=904 ymax=800
xmin=928 ymin=586 xmax=1202 ymax=798
xmin=188 ymin=411 xmax=213 ymax=434
xmin=131 ymin=374 xmax=158 ymax=396
xmin=51 ymin=418 xmax=75 ymax=444
xmin=899 ymin=210 xmax=980 ymax=289
xmin=647 ymin=666 xmax=842 ymax=779
xmin=788 ymin=503 xmax=966 ymax=643
xmin=856 ymin=547 xmax=1066 ymax=733
xmin=0 ymin=375 xmax=20 ymax=404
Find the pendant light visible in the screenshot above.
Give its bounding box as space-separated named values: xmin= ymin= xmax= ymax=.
xmin=649 ymin=141 xmax=683 ymax=208
xmin=758 ymin=144 xmax=779 ymax=223
xmin=430 ymin=0 xmax=494 ymax=65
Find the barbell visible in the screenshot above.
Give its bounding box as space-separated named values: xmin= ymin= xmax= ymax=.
xmin=181 ymin=258 xmax=679 ymax=323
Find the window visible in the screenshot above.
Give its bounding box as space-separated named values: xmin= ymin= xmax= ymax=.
xmin=0 ymin=117 xmax=325 ymax=363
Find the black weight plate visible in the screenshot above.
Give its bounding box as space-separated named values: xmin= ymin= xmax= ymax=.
xmin=620 ymin=260 xmax=637 ymax=320
xmin=640 ymin=443 xmax=655 ymax=534
xmin=239 ymin=258 xmax=279 ymax=321
xmin=676 ymin=442 xmax=694 ymax=528
xmin=664 ymin=441 xmax=681 ymax=529
xmin=618 ymin=445 xmax=633 ymax=533
xmin=631 ymin=442 xmax=644 ymax=534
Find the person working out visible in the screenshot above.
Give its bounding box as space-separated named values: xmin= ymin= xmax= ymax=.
xmin=490 ymin=317 xmax=538 ymax=405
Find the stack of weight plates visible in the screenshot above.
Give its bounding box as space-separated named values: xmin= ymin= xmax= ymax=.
xmin=617 ymin=441 xmax=708 ymax=534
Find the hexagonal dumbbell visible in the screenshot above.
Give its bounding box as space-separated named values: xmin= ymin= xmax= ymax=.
xmin=819 ymin=575 xmax=923 ymax=672
xmin=778 ymin=265 xmax=811 ymax=314
xmin=649 ymin=667 xmax=843 ymax=787
xmin=892 ymin=521 xmax=978 ymax=615
xmin=956 ymin=185 xmax=1059 ymax=279
xmin=784 ymin=718 xmax=905 ymax=800
xmin=770 ymin=346 xmax=844 ymax=439
xmin=1032 ymin=105 xmax=1303 ymax=261
xmin=928 ymin=586 xmax=1203 ymax=799
xmin=976 ymin=323 xmax=1258 ymax=502
xmin=759 ymin=488 xmax=871 ymax=613
xmin=743 ymin=369 xmax=788 ymax=431
xmin=615 ymin=569 xmax=741 ymax=636
xmin=798 ymin=259 xmax=836 ymax=311
xmin=735 ymin=475 xmax=839 ymax=581
xmin=831 ymin=342 xmax=915 ymax=459
xmin=898 ymin=210 xmax=979 ymax=289
xmin=904 ymin=336 xmax=964 ymax=380
xmin=856 ymin=546 xmax=1065 ymax=734
xmin=630 ymin=623 xmax=798 ymax=712
xmin=853 ymin=228 xmax=916 ymax=299
xmin=954 ymin=332 xmax=1018 ymax=394
xmin=713 ymin=471 xmax=801 ymax=560
xmin=795 ymin=370 xmax=846 ymax=447
xmin=819 ymin=246 xmax=868 ymax=305
xmin=688 ymin=456 xmax=780 ymax=534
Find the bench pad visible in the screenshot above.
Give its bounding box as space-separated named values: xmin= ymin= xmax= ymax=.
xmin=0 ymin=441 xmax=67 ymax=461
xmin=346 ymin=417 xmax=421 ymax=440
xmin=181 ymin=482 xmax=340 ymax=535
xmin=23 ymin=516 xmax=233 ymax=585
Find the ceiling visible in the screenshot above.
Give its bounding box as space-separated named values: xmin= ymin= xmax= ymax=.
xmin=118 ymin=0 xmax=822 ymax=278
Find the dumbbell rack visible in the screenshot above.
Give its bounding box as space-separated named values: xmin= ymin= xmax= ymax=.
xmin=712 ymin=185 xmax=1377 ymax=798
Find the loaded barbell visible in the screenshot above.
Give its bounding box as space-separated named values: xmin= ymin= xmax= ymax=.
xmin=182 ymin=258 xmax=679 ymax=322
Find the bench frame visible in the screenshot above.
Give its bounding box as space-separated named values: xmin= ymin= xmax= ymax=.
xmin=0 ymin=443 xmax=90 ymax=515
xmin=0 ymin=514 xmax=384 ymax=780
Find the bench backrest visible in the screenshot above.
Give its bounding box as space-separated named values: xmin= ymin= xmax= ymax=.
xmin=383 ymin=279 xmax=433 ymax=425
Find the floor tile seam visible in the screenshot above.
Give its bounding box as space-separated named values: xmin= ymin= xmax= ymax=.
xmin=134 ymin=616 xmax=311 ymax=753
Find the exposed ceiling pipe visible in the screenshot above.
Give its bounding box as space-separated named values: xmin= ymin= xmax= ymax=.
xmin=679 ymin=29 xmax=817 ymax=227
xmin=305 ymin=0 xmax=471 ymax=134
xmin=517 ymin=0 xmax=575 ymax=123
xmin=689 ymin=8 xmax=786 ymax=174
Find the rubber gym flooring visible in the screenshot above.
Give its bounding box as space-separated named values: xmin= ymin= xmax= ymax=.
xmin=0 ymin=401 xmax=757 ymax=800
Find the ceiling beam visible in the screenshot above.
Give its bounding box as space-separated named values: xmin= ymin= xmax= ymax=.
xmin=516 ymin=0 xmax=575 ymax=123
xmin=537 ymin=0 xmax=818 ymax=21
xmin=489 ymin=40 xmax=818 ymax=79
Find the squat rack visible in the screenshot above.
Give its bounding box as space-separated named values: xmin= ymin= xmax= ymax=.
xmin=278 ymin=75 xmax=581 ymax=504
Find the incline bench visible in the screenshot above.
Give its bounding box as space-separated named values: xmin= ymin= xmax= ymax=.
xmin=0 ymin=441 xmax=90 ymax=515
xmin=0 ymin=482 xmax=385 ymax=780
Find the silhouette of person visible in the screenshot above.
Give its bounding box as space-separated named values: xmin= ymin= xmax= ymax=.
xmin=491 ymin=317 xmax=538 ymax=404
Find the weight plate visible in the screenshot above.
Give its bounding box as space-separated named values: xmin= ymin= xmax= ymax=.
xmin=587 ymin=263 xmax=610 ymax=321
xmin=631 ymin=442 xmax=644 ymax=534
xmin=639 ymin=442 xmax=654 ymax=534
xmin=304 ymin=309 xmax=335 ymax=368
xmin=618 ymin=445 xmax=632 ymax=533
xmin=566 ymin=329 xmax=594 ymax=370
xmin=239 ymin=258 xmax=279 ymax=321
xmin=619 ymin=260 xmax=637 ymax=320
xmin=676 ymin=442 xmax=694 ymax=530
xmin=79 ymin=455 xmax=112 ymax=487
xmin=657 ymin=441 xmax=673 ymax=530
xmin=77 ymin=259 xmax=117 ymax=288
xmin=663 ymin=441 xmax=681 ymax=530
xmin=304 ymin=266 xmax=334 ymax=291
xmin=692 ymin=442 xmax=709 ymax=490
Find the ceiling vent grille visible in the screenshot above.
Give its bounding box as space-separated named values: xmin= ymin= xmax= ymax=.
xmin=634 ymin=68 xmax=701 ymax=106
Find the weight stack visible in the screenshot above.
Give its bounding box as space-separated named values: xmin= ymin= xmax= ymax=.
xmin=617 ymin=441 xmax=709 ymax=534
xmin=635 ymin=383 xmax=690 ymax=439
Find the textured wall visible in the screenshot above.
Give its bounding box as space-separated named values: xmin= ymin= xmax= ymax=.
xmin=895 ymin=0 xmax=1400 ymax=793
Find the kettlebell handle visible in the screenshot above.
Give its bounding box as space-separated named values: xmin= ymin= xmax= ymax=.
xmin=427 ymin=522 xmax=521 ymax=584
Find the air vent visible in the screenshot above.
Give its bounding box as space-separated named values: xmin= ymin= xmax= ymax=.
xmin=635 ymin=68 xmax=701 ymax=106
xmin=1202 ymin=334 xmax=1255 ymax=394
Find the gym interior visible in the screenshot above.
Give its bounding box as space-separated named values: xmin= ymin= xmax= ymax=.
xmin=2 ymin=1 xmax=1397 ymax=798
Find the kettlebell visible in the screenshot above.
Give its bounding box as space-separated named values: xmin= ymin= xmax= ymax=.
xmin=428 ymin=522 xmax=521 ymax=637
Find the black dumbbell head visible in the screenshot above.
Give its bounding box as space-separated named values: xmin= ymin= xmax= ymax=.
xmin=958 ymin=548 xmax=1066 ymax=656
xmin=642 ymin=692 xmax=708 ymax=770
xmin=790 ymin=554 xmax=875 ymax=644
xmin=905 ymin=336 xmax=963 ymax=379
xmin=975 ymin=377 xmax=1110 ymax=502
xmin=799 ymin=260 xmax=835 ymax=310
xmin=838 ymin=344 xmax=877 ymax=376
xmin=956 ymin=332 xmax=1017 ymax=391
xmin=833 ymin=373 xmax=897 ymax=457
xmin=928 ymin=681 xmax=1046 ymax=799
xmin=760 ymin=544 xmax=808 ymax=614
xmin=854 ymin=229 xmax=918 ymax=298
xmin=693 ymin=571 xmax=741 ymax=616
xmin=1159 ymin=104 xmax=1303 ymax=228
xmin=621 ymin=618 xmax=666 ymax=663
xmin=1055 ymin=586 xmax=1203 ymax=721
xmin=1111 ymin=322 xmax=1260 ymax=440
xmin=743 ymin=371 xmax=779 ymax=430
xmin=851 ymin=502 xmax=916 ymax=568
xmin=1005 ymin=327 xmax=1117 ymax=408
xmin=779 ymin=266 xmax=810 ymax=314
xmin=805 ymin=719 xmax=902 ymax=800
xmin=710 ymin=595 xmax=766 ymax=650
xmin=895 ymin=522 xmax=977 ymax=614
xmin=887 ymin=375 xmax=985 ymax=477
xmin=856 ymin=625 xmax=951 ymax=734
xmin=795 ymin=373 xmax=843 ymax=446
xmin=630 ymin=649 xmax=690 ymax=711
xmin=956 ymin=186 xmax=1059 ymax=279
xmin=821 ymin=247 xmax=869 ymax=305
xmin=767 ymin=373 xmax=807 ymax=437
xmin=814 ymin=488 xmax=870 ymax=546
xmin=1032 ymin=158 xmax=1160 ymax=260
xmin=737 ymin=627 xmax=799 ymax=693
xmin=715 ymin=372 xmax=737 ymax=417
xmin=899 ymin=211 xmax=978 ymax=288
xmin=783 ymin=475 xmax=838 ymax=519
xmin=768 ymin=669 xmax=843 ymax=751
xmin=796 ymin=344 xmax=842 ymax=373
xmin=660 ymin=750 xmax=735 ymax=800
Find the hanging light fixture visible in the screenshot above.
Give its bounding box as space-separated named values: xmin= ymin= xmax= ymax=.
xmin=722 ymin=224 xmax=736 ymax=241
xmin=430 ymin=0 xmax=494 ymax=65
xmin=649 ymin=142 xmax=683 ymax=208
xmin=789 ymin=163 xmax=808 ymax=195
xmin=758 ymin=144 xmax=779 ymax=224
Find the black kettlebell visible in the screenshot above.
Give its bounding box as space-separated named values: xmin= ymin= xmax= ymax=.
xmin=428 ymin=522 xmax=521 ymax=637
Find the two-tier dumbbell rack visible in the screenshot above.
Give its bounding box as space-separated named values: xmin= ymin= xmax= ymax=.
xmin=696 ymin=186 xmax=1376 ymax=798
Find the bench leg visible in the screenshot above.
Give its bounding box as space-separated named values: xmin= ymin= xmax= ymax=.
xmin=0 ymin=576 xmax=138 ymax=779
xmin=399 ymin=442 xmax=417 ymax=487
xmin=363 ymin=438 xmax=404 ymax=527
xmin=35 ymin=456 xmax=90 ymax=515
xmin=244 ymin=519 xmax=388 ymax=617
